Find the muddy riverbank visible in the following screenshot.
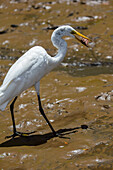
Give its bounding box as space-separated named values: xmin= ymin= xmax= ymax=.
xmin=0 ymin=0 xmax=113 ymax=169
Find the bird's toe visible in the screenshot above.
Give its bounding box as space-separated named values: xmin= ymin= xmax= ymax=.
xmin=5 ymin=131 xmax=29 ymax=139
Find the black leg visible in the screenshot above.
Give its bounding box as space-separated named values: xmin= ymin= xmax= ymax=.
xmin=10 ymin=96 xmax=18 ymax=134
xmin=5 ymin=96 xmax=18 ymax=138
xmin=5 ymin=96 xmax=30 ymax=139
xmin=37 ymin=94 xmax=57 ymax=137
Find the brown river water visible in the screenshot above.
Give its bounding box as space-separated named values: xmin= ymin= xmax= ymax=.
xmin=0 ymin=0 xmax=113 ymax=169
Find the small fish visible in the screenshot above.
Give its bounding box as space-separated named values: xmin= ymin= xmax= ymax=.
xmin=81 ymin=38 xmax=89 ymax=47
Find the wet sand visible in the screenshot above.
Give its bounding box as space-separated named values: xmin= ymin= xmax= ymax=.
xmin=0 ymin=0 xmax=113 ymax=169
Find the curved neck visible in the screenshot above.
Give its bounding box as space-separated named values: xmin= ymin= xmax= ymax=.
xmin=54 ymin=39 xmax=67 ymax=64
xmin=51 ymin=32 xmax=67 ymax=65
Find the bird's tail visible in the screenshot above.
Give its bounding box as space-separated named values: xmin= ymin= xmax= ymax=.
xmin=0 ymin=86 xmax=9 ymax=111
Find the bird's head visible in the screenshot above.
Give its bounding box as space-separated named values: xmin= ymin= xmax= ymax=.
xmin=52 ymin=25 xmax=90 ymax=47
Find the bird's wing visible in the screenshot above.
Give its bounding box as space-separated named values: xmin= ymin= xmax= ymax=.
xmin=1 ymin=46 xmax=47 ymax=91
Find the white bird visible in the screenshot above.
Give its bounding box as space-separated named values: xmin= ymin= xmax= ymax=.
xmin=0 ymin=25 xmax=89 ymax=138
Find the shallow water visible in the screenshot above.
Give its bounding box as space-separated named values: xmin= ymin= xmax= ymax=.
xmin=0 ymin=0 xmax=113 ymax=169
xmin=57 ymin=64 xmax=113 ymax=77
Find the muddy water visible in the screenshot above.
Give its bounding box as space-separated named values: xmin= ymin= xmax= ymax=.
xmin=0 ymin=0 xmax=113 ymax=169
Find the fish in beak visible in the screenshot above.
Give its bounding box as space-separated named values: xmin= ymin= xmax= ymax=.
xmin=71 ymin=30 xmax=90 ymax=47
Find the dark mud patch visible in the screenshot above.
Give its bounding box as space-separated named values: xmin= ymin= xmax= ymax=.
xmin=57 ymin=64 xmax=113 ymax=77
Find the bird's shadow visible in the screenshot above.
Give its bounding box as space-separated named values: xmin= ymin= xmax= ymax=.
xmin=0 ymin=126 xmax=83 ymax=147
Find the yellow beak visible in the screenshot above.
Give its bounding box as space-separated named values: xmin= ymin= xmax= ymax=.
xmin=71 ymin=30 xmax=90 ymax=47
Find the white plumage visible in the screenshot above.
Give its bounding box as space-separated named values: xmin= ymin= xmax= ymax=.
xmin=0 ymin=47 xmax=48 ymax=110
xmin=0 ymin=25 xmax=89 ymax=138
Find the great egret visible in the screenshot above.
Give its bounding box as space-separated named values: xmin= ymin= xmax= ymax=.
xmin=0 ymin=25 xmax=89 ymax=138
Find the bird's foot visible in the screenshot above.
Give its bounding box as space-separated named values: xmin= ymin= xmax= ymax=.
xmin=53 ymin=131 xmax=62 ymax=137
xmin=5 ymin=131 xmax=29 ymax=139
xmin=53 ymin=131 xmax=70 ymax=139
